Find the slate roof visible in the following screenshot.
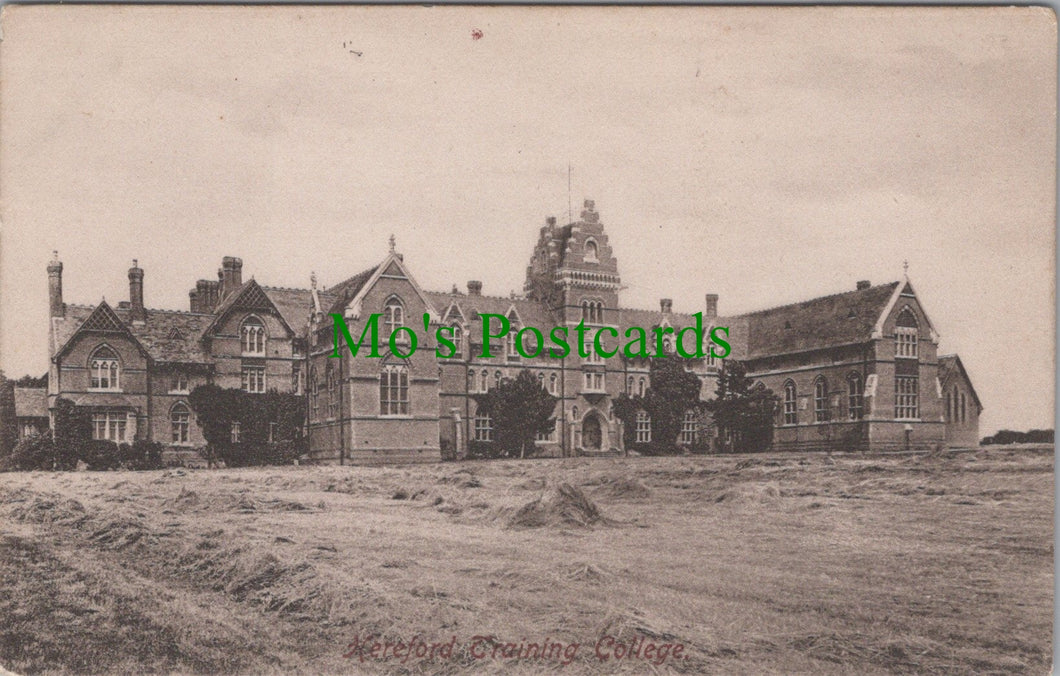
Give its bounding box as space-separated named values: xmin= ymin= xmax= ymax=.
xmin=323 ymin=266 xmax=378 ymax=315
xmin=261 ymin=286 xmax=313 ymax=333
xmin=424 ymin=291 xmax=556 ymax=338
xmin=731 ymin=282 xmax=901 ymax=360
xmin=938 ymin=354 xmax=982 ymax=411
xmin=13 ymin=387 xmax=47 ymax=418
xmin=54 ymin=304 xmax=214 ymax=365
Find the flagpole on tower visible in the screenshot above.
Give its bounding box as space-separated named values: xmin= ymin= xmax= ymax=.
xmin=568 ymin=163 xmax=572 ymax=224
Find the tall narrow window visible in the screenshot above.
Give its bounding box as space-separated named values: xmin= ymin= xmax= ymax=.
xmin=627 ymin=376 xmax=634 ymax=394
xmin=89 ymin=346 xmax=120 ymax=390
xmin=584 ymin=239 xmax=599 ymax=262
xmin=380 ymin=364 xmax=409 ymax=415
xmin=310 ymin=367 xmax=319 ymax=419
xmin=507 ymin=323 xmax=520 ymax=361
xmin=680 ymin=411 xmax=697 ymax=445
xmin=480 ymin=371 xmax=489 ymax=392
xmin=895 ymin=376 xmax=919 ymax=420
xmin=960 ymin=393 xmax=966 ymax=423
xmin=494 ymin=371 xmax=502 ymax=389
xmin=549 ymin=373 xmax=558 ymax=395
xmin=945 ymin=391 xmax=952 ymax=422
xmin=326 ymin=364 xmax=338 ymax=419
xmin=638 ymin=377 xmax=646 ymax=397
xmin=635 ymin=411 xmax=651 ymax=443
xmin=468 ymin=369 xmax=476 ymax=392
xmin=448 ymin=324 xmax=463 ymax=358
xmin=814 ymin=377 xmax=829 ymax=423
xmin=230 ymin=422 xmax=241 ymax=444
xmin=847 ymin=373 xmax=864 ymax=420
xmin=384 ymin=298 xmax=405 ymax=337
xmin=241 ymin=316 xmax=267 ymax=355
xmin=783 ymin=380 xmax=797 ymax=425
xmin=474 ymin=413 xmax=493 ymax=442
xmin=894 ymin=308 xmax=919 ymax=359
xmin=171 ymin=403 xmax=190 ymax=444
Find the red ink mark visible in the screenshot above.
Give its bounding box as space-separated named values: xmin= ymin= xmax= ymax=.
xmin=471 ymin=29 xmax=483 ymax=40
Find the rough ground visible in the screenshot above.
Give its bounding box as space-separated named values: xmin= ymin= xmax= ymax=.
xmin=0 ymin=446 xmax=1052 ymax=675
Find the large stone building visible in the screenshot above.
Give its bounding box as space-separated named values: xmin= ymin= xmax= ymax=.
xmin=40 ymin=200 xmax=981 ymax=462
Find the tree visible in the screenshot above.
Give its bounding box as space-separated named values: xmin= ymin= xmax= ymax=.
xmin=706 ymin=361 xmax=778 ymax=453
xmin=613 ymin=355 xmax=705 ymax=455
xmin=473 ymin=371 xmax=556 ymax=459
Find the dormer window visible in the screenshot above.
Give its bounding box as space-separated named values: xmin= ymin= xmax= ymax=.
xmin=170 ymin=373 xmax=189 ymax=393
xmin=241 ymin=316 xmax=266 ymax=355
xmin=89 ymin=346 xmax=120 ymax=390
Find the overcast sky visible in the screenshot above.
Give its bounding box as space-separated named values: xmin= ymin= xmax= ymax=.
xmin=1 ymin=6 xmax=1054 ymax=435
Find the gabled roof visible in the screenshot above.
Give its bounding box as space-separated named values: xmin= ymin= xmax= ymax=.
xmin=200 ymin=279 xmax=295 ymax=339
xmin=261 ymin=286 xmax=313 ymax=335
xmin=323 ymin=266 xmax=378 ymax=315
xmin=332 ymin=253 xmax=440 ymax=321
xmin=938 ymin=354 xmax=983 ymax=411
xmin=13 ymin=387 xmax=47 ymax=418
xmin=53 ymin=301 xmax=150 ymax=361
xmin=52 ymin=303 xmax=214 ymax=364
xmin=733 ymin=282 xmax=902 ymax=360
xmin=422 ymin=291 xmax=555 ymax=337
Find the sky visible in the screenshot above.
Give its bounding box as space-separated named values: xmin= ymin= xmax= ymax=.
xmin=0 ymin=6 xmax=1054 ymax=436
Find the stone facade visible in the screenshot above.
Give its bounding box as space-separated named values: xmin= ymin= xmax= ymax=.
xmin=43 ymin=200 xmax=981 ymax=461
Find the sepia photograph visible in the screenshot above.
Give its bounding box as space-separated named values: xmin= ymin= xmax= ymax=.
xmin=0 ymin=5 xmax=1054 ymax=674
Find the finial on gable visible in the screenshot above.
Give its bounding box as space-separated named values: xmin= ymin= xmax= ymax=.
xmin=903 ymin=259 xmax=909 ymax=278
xmin=389 ymin=234 xmax=396 ymax=254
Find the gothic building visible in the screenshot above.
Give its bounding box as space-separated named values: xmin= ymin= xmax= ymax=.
xmin=40 ymin=199 xmax=981 ymax=462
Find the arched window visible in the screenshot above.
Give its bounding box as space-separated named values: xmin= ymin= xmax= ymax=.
xmin=480 ymin=371 xmax=489 ymax=392
xmin=380 ymin=364 xmax=409 ymax=415
xmin=627 ymin=376 xmax=634 ymax=394
xmin=814 ymin=377 xmax=829 ymax=423
xmin=895 ymin=308 xmax=919 ymax=359
xmin=494 ymin=371 xmax=502 ymax=388
xmin=89 ymin=346 xmax=120 ymax=390
xmin=549 ymin=373 xmax=558 ymax=395
xmin=783 ymin=380 xmax=797 ymax=425
xmin=538 ymin=372 xmax=545 ymax=389
xmin=584 ymin=238 xmax=599 ymax=262
xmin=241 ymin=316 xmax=266 ymax=355
xmin=847 ymin=373 xmax=864 ymax=420
xmin=580 ymin=299 xmax=603 ymax=324
xmin=326 ymin=364 xmax=338 ymax=419
xmin=638 ymin=377 xmax=646 ymax=397
xmin=384 ymin=297 xmax=405 ymax=336
xmin=468 ymin=369 xmax=476 ymax=392
xmin=170 ymin=403 xmax=190 ymax=444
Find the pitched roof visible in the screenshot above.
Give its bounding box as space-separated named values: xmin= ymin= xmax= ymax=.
xmin=319 ymin=266 xmax=376 ymax=315
xmin=938 ymin=354 xmax=983 ymax=411
xmin=423 ymin=291 xmax=556 ymax=336
xmin=13 ymin=387 xmax=47 ymax=418
xmin=732 ymin=282 xmax=901 ymax=360
xmin=53 ymin=303 xmax=214 ymax=364
xmin=262 ymin=286 xmax=313 ymax=334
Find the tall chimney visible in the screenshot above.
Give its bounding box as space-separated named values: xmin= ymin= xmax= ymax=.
xmin=47 ymin=251 xmax=64 ymax=318
xmin=660 ymin=298 xmax=673 ymax=313
xmin=189 ymin=289 xmax=199 ymax=313
xmin=467 ymin=280 xmax=482 ymax=296
xmin=221 ymin=256 xmax=243 ymax=299
xmin=128 ymin=259 xmax=145 ymax=323
xmin=856 ymin=280 xmax=871 ymax=290
xmin=705 ymin=294 xmax=719 ymax=320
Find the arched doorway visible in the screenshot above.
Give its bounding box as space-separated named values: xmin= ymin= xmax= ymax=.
xmin=582 ymin=414 xmax=602 ymax=450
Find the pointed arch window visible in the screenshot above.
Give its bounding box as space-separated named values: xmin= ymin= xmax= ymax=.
xmin=814 ymin=377 xmax=829 ymax=423
xmin=468 ymin=369 xmax=477 ymax=392
xmin=384 ymin=297 xmax=405 ymax=336
xmin=89 ymin=346 xmax=120 ymax=390
xmin=171 ymin=403 xmax=190 ymax=444
xmin=783 ymin=380 xmax=798 ymax=425
xmin=847 ymin=373 xmax=864 ymax=420
xmin=380 ymin=364 xmax=409 ymax=416
xmin=480 ymin=371 xmax=489 ymax=392
xmin=584 ymin=238 xmax=599 ymax=263
xmin=549 ymin=373 xmax=558 ymax=395
xmin=241 ymin=316 xmax=267 ymax=355
xmin=638 ymin=377 xmax=647 ymax=397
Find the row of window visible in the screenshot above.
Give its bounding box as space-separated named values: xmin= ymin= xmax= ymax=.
xmin=945 ymin=387 xmax=969 ymax=424
xmin=782 ymin=373 xmax=921 ymax=424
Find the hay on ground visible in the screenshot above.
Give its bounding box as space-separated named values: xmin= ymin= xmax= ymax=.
xmin=507 ymin=483 xmax=610 ymax=529
xmin=591 ymin=476 xmax=651 ymax=500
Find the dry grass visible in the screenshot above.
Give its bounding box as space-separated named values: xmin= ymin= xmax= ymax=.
xmin=0 ymin=446 xmax=1052 ymax=674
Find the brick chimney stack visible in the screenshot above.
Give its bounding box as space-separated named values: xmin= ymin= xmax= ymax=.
xmin=660 ymin=298 xmax=673 ymax=313
xmin=467 ymin=280 xmax=482 ymax=296
xmin=856 ymin=280 xmax=871 ymax=290
xmin=705 ymin=294 xmax=719 ymax=320
xmin=128 ymin=259 xmax=146 ymax=323
xmin=221 ymin=256 xmax=243 ymax=299
xmin=47 ymin=251 xmax=64 ymax=318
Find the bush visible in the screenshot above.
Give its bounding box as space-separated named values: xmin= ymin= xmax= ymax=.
xmin=0 ymin=432 xmax=55 ymax=471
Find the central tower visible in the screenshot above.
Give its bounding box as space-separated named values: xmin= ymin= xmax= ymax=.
xmin=524 ymin=199 xmax=621 ymax=326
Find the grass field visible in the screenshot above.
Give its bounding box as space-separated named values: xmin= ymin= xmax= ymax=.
xmin=0 ymin=447 xmax=1052 ymax=675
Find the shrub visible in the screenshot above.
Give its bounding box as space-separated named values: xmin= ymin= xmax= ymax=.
xmin=1 ymin=431 xmax=55 ymax=471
